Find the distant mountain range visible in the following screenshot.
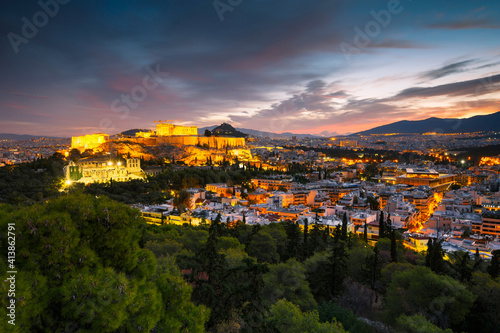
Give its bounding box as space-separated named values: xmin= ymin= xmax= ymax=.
xmin=351 ymin=111 xmax=500 ymax=136
xmin=0 ymin=133 xmax=65 ymax=140
xmin=198 ymin=125 xmax=317 ymax=139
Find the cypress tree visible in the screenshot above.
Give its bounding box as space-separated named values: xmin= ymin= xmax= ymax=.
xmin=329 ymin=240 xmax=348 ymax=297
xmin=284 ymin=221 xmax=301 ymax=261
xmin=366 ymin=245 xmax=381 ymax=290
xmin=341 ymin=212 xmax=348 ymax=241
xmin=428 ymin=239 xmax=445 ymax=274
xmin=364 ymin=221 xmax=368 ymax=243
xmin=379 ymin=211 xmax=385 ymax=239
xmin=425 ymin=238 xmax=434 ymax=267
xmin=303 ymin=218 xmax=309 ymax=259
xmin=458 ymin=252 xmax=472 ymax=282
xmin=390 ymin=230 xmax=397 ymax=262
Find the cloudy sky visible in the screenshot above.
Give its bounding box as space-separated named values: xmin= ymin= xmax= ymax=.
xmin=1 ymin=0 xmax=499 ymax=137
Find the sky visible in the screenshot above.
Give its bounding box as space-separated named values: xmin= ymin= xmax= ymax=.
xmin=1 ymin=0 xmax=500 ymax=137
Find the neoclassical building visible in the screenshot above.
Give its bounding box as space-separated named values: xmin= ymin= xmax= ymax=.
xmin=64 ymin=157 xmax=144 ymax=184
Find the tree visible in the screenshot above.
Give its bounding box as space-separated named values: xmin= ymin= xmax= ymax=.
xmin=487 ymin=250 xmax=500 ymax=279
xmin=426 ymin=239 xmax=445 ymax=274
xmin=318 ymin=301 xmax=373 ymax=333
xmin=173 ymin=189 xmax=191 ymax=212
xmin=303 ymin=251 xmax=331 ymax=303
xmin=284 ymin=221 xmax=302 ymax=261
xmin=385 ymin=266 xmax=475 ymax=329
xmin=266 ymin=300 xmax=346 ymax=333
xmin=302 ymin=218 xmax=309 ymax=259
xmin=367 ymin=195 xmax=380 ymax=211
xmin=396 ymin=314 xmax=453 ymax=333
xmin=463 ymin=271 xmax=500 ymax=333
xmin=379 ymin=211 xmax=385 ymax=239
xmin=341 ymin=212 xmax=348 ymax=241
xmin=262 ymin=259 xmax=317 ymax=312
xmin=204 ymin=129 xmax=212 ymax=137
xmin=0 ymin=193 xmax=208 ymax=332
xmin=390 ymin=230 xmax=397 ymax=262
xmin=188 ymin=213 xmax=229 ymax=328
xmin=363 ymin=246 xmax=382 ymax=300
xmin=309 ymin=217 xmax=327 ymax=254
xmin=329 ymin=240 xmax=349 ymax=297
xmin=246 ymin=230 xmax=279 ymax=264
xmin=363 ymin=221 xmax=368 ymax=243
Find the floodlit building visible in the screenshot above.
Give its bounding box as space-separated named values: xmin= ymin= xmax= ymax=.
xmin=396 ymin=168 xmax=455 ymax=191
xmin=64 ymin=157 xmax=144 ymax=184
xmin=71 ymin=133 xmax=109 ymax=152
xmin=156 ymin=122 xmax=197 ymax=136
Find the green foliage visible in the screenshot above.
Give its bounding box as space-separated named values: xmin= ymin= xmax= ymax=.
xmin=463 ymin=271 xmax=500 ymax=333
xmin=329 ymin=239 xmax=349 ymax=297
xmin=318 ymin=301 xmax=375 ymax=333
xmin=396 ymin=314 xmax=453 ymax=333
xmin=304 ymin=251 xmax=331 ymax=303
xmin=266 ymin=299 xmax=347 ymax=333
xmin=346 ymin=245 xmax=373 ymax=283
xmin=487 ymin=250 xmax=500 ymax=279
xmin=263 ymin=259 xmax=317 ymax=311
xmin=385 ymin=266 xmax=476 ymax=329
xmin=246 ymin=230 xmax=280 ymax=263
xmin=0 ymin=193 xmax=207 ymax=332
xmin=283 ymin=221 xmax=302 ymax=261
xmin=426 ymin=239 xmax=445 ymax=274
xmin=0 ymin=155 xmax=64 ymax=205
xmin=186 ymin=216 xmax=269 ymax=330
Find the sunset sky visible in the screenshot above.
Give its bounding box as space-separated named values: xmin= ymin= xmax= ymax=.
xmin=1 ymin=0 xmax=500 ymax=137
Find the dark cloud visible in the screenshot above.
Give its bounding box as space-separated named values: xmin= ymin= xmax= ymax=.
xmin=419 ymin=60 xmax=476 ymax=81
xmin=428 ymin=18 xmax=500 ymax=30
xmin=0 ymin=0 xmax=499 ymax=136
xmin=367 ymin=39 xmax=426 ymax=49
xmin=393 ymin=73 xmax=500 ymax=100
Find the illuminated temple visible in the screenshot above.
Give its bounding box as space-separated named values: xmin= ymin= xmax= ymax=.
xmin=70 ymin=121 xmax=246 ymax=155
xmin=155 ymin=122 xmax=198 ymax=136
xmin=71 ymin=133 xmax=109 ymax=152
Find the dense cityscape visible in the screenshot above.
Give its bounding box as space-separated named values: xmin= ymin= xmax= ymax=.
xmin=1 ymin=0 xmax=500 ymax=332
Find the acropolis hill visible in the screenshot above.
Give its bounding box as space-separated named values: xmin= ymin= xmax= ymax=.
xmin=70 ymin=121 xmax=249 ymax=164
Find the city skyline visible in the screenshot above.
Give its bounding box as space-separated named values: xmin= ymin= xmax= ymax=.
xmin=1 ymin=0 xmax=500 ymax=137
